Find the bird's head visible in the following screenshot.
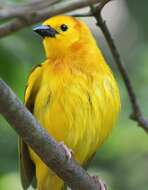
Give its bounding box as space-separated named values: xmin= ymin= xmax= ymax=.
xmin=33 ymin=15 xmax=96 ymax=59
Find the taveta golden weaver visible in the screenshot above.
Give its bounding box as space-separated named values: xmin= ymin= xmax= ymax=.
xmin=19 ymin=15 xmax=120 ymax=190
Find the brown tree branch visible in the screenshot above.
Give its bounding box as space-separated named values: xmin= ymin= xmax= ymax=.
xmin=90 ymin=1 xmax=148 ymax=132
xmin=0 ymin=0 xmax=100 ymax=38
xmin=0 ymin=79 xmax=103 ymax=190
xmin=0 ymin=0 xmax=61 ymax=20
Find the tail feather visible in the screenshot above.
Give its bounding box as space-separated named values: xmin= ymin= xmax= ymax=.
xmin=38 ymin=174 xmax=64 ymax=190
xmin=36 ymin=163 xmax=64 ymax=190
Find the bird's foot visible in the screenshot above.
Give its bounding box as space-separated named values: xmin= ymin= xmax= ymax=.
xmin=59 ymin=141 xmax=73 ymax=160
xmin=92 ymin=175 xmax=107 ymax=190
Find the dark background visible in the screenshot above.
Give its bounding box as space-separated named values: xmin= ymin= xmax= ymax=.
xmin=0 ymin=0 xmax=148 ymax=189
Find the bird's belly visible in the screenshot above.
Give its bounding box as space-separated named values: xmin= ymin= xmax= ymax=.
xmin=32 ymin=75 xmax=119 ymax=164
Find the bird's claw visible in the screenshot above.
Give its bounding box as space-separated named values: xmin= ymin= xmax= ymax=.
xmin=59 ymin=141 xmax=73 ymax=160
xmin=92 ymin=175 xmax=107 ymax=190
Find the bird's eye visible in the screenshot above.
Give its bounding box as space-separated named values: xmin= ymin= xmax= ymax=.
xmin=60 ymin=24 xmax=68 ymax=32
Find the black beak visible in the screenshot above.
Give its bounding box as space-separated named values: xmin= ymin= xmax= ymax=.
xmin=33 ymin=25 xmax=59 ymax=38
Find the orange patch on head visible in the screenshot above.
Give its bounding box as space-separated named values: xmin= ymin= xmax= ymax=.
xmin=70 ymin=41 xmax=83 ymax=51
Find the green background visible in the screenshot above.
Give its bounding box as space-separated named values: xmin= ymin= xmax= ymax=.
xmin=0 ymin=0 xmax=148 ymax=189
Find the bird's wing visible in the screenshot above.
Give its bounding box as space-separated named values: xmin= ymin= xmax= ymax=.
xmin=83 ymin=152 xmax=96 ymax=170
xmin=19 ymin=137 xmax=36 ymax=190
xmin=19 ymin=64 xmax=42 ymax=190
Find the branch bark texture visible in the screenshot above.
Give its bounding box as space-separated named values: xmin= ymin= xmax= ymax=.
xmin=0 ymin=79 xmax=102 ymax=190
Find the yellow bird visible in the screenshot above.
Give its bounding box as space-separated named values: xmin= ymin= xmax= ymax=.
xmin=19 ymin=15 xmax=120 ymax=190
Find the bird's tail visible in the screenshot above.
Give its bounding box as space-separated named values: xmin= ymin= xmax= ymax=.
xmin=36 ymin=164 xmax=64 ymax=190
xmin=38 ymin=174 xmax=64 ymax=190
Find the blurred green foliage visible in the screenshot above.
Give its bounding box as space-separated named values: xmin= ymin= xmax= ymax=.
xmin=0 ymin=1 xmax=148 ymax=190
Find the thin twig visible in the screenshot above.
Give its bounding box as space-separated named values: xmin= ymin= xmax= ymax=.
xmin=0 ymin=79 xmax=102 ymax=190
xmin=22 ymin=0 xmax=61 ymax=8
xmin=72 ymin=12 xmax=92 ymax=17
xmin=90 ymin=1 xmax=148 ymax=132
